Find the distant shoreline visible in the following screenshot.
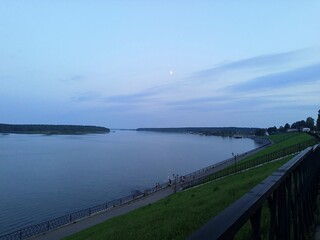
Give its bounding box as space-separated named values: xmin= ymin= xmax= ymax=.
xmin=0 ymin=124 xmax=110 ymax=135
xmin=136 ymin=127 xmax=259 ymax=137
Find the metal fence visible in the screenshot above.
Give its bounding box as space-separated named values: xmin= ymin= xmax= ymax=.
xmin=188 ymin=144 xmax=320 ymax=239
xmin=183 ymin=138 xmax=271 ymax=179
xmin=0 ymin=182 xmax=169 ymax=240
xmin=181 ymin=138 xmax=317 ymax=189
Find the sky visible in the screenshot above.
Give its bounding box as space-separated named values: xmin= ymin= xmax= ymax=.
xmin=1 ymin=1 xmax=320 ymax=129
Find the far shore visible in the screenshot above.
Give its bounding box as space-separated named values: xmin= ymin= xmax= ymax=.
xmin=0 ymin=123 xmax=110 ymax=135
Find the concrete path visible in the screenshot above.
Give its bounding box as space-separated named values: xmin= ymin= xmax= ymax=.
xmin=33 ymin=187 xmax=174 ymax=240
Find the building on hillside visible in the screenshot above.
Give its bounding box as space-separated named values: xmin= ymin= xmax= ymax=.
xmin=301 ymin=128 xmax=310 ymax=132
xmin=287 ymin=129 xmax=299 ymax=132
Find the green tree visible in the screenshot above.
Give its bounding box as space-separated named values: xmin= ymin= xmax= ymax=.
xmin=279 ymin=126 xmax=286 ymax=133
xmin=255 ymin=128 xmax=266 ymax=136
xmin=291 ymin=120 xmax=306 ymax=129
xmin=284 ymin=123 xmax=290 ymax=131
xmin=305 ymin=117 xmax=315 ymax=130
xmin=267 ymin=126 xmax=277 ymax=135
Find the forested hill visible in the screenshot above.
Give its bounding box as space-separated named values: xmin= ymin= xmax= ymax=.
xmin=0 ymin=124 xmax=110 ymax=135
xmin=136 ymin=127 xmax=259 ymax=136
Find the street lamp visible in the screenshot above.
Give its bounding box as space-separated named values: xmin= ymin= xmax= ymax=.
xmin=232 ymin=153 xmax=238 ymax=174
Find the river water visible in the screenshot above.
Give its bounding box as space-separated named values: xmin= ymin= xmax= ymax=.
xmin=0 ymin=130 xmax=260 ymax=235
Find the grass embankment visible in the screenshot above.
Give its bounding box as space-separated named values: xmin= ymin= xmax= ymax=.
xmin=192 ymin=132 xmax=315 ymax=187
xmin=65 ymin=133 xmax=317 ymax=240
xmin=243 ymin=132 xmax=314 ymax=162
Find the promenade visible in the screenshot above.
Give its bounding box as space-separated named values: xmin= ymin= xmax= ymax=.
xmin=33 ymin=187 xmax=174 ymax=240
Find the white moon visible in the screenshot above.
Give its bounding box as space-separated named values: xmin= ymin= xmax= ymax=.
xmin=170 ymin=70 xmax=173 ymax=76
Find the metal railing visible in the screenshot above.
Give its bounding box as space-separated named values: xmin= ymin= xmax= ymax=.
xmin=182 ymin=138 xmax=271 ymax=179
xmin=181 ymin=138 xmax=317 ymax=189
xmin=0 ymin=183 xmax=169 ymax=240
xmin=188 ymin=144 xmax=320 ymax=239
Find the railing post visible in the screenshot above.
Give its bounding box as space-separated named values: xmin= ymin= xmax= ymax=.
xmin=297 ymin=166 xmax=305 ymax=238
xmin=268 ymin=192 xmax=278 ymax=240
xmin=292 ymin=170 xmax=299 ymax=239
xmin=234 ymin=155 xmax=237 ymax=174
xmin=286 ymin=176 xmax=292 ymax=239
xmin=250 ymin=206 xmax=262 ymax=240
xmin=277 ymin=182 xmax=287 ymax=239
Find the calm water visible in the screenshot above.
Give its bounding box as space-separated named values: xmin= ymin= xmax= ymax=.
xmin=0 ymin=131 xmax=260 ymax=235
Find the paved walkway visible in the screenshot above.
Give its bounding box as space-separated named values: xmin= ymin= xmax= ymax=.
xmin=33 ymin=187 xmax=174 ymax=240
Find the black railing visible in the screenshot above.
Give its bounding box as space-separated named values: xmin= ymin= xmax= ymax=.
xmin=0 ymin=182 xmax=169 ymax=240
xmin=181 ymin=138 xmax=317 ymax=189
xmin=188 ymin=144 xmax=320 ymax=239
xmin=183 ymin=138 xmax=271 ymax=180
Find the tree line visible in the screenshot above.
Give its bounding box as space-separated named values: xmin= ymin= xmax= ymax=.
xmin=0 ymin=124 xmax=110 ymax=135
xmin=256 ymin=109 xmax=320 ymax=136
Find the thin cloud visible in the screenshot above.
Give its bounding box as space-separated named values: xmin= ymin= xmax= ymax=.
xmin=167 ymin=96 xmax=236 ymax=106
xmin=229 ymin=63 xmax=320 ymax=92
xmin=103 ymin=85 xmax=172 ymax=104
xmin=192 ymin=47 xmax=317 ymax=80
xmin=61 ymin=74 xmax=86 ymax=83
xmin=73 ymin=91 xmax=100 ymax=102
xmin=70 ymin=75 xmax=85 ymax=81
xmin=72 ymin=85 xmax=172 ymax=105
xmin=171 ymin=97 xmax=269 ymax=113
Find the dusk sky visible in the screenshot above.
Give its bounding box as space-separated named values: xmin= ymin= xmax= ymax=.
xmin=1 ymin=1 xmax=320 ymax=129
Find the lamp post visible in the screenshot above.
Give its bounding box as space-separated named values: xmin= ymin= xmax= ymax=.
xmin=173 ymin=174 xmax=179 ymax=193
xmin=232 ymin=153 xmax=238 ymax=174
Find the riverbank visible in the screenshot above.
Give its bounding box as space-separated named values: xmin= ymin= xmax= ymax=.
xmin=136 ymin=127 xmax=259 ymax=137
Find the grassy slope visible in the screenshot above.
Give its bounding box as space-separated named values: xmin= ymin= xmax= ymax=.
xmin=65 ymin=133 xmax=315 ymax=240
xmin=242 ymin=132 xmax=314 ymax=162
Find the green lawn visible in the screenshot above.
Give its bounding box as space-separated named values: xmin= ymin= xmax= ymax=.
xmin=242 ymin=132 xmax=314 ymax=162
xmin=65 ymin=132 xmax=317 ymax=240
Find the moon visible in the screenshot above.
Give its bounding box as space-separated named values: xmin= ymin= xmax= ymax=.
xmin=170 ymin=70 xmax=173 ymax=76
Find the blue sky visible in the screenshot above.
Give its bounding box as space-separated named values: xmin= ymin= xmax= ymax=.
xmin=1 ymin=1 xmax=319 ymax=128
